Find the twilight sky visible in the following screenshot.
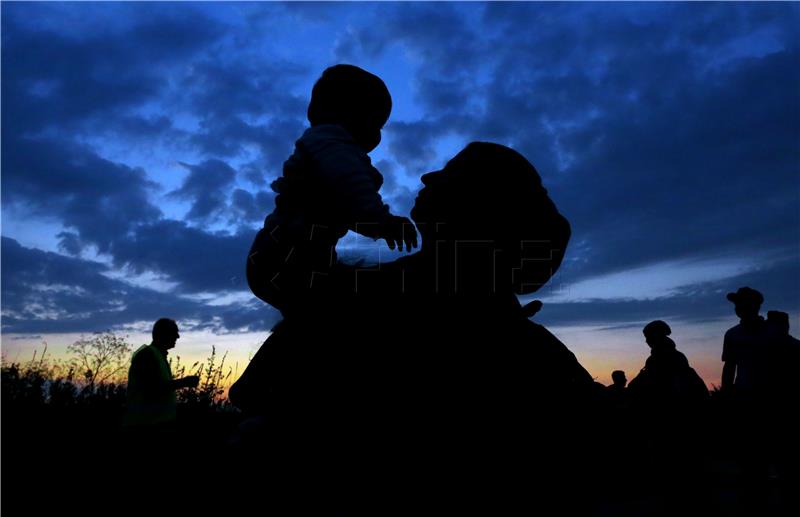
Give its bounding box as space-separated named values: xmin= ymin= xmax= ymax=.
xmin=2 ymin=2 xmax=798 ymax=386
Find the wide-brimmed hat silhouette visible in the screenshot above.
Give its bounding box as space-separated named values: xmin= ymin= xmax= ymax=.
xmin=726 ymin=286 xmax=763 ymax=305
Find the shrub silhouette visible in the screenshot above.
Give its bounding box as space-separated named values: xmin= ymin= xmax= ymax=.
xmin=172 ymin=346 xmax=236 ymax=413
xmin=2 ymin=337 xmax=238 ymax=413
xmin=66 ymin=331 xmax=132 ymax=390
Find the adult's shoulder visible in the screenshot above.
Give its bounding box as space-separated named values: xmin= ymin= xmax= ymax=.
xmin=522 ymin=320 xmax=573 ymax=358
xmin=724 ymin=323 xmax=743 ymax=340
xmin=674 ymin=349 xmax=691 ymax=368
xmin=131 ymin=344 xmax=156 ymax=366
xmin=521 ymin=319 xmax=569 ymax=349
xmin=519 ymin=319 xmax=594 ymax=383
xmin=129 ymin=345 xmax=161 ymax=382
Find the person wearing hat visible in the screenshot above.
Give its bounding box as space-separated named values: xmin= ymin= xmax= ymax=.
xmin=721 ymin=287 xmax=782 ymax=511
xmin=721 ymin=287 xmax=774 ymax=397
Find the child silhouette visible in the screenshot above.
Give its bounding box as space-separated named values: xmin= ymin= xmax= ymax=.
xmin=248 ymin=64 xmax=416 ymax=314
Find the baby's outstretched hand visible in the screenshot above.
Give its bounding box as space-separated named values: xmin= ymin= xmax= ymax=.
xmin=382 ymin=215 xmax=418 ymax=252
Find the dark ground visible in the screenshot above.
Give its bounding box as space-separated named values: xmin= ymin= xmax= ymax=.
xmin=2 ymin=399 xmax=796 ymax=516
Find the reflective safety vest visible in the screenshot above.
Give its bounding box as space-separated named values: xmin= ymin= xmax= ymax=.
xmin=124 ymin=345 xmax=177 ymax=426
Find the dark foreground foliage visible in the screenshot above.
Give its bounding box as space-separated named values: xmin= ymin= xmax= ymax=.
xmin=2 ymin=353 xmax=796 ymax=516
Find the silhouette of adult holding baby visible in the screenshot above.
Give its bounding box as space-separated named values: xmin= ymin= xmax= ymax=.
xmin=230 ymin=142 xmax=593 ymax=513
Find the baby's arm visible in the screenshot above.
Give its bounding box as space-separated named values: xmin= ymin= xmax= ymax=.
xmin=310 ymin=135 xmax=418 ymax=251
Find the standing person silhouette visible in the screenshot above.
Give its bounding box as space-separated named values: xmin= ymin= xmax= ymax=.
xmin=124 ymin=318 xmax=199 ymax=428
xmin=247 ymin=64 xmax=416 ymax=318
xmin=628 ymin=320 xmax=707 ymax=405
xmin=766 ymin=310 xmax=800 ymax=514
xmin=123 ymin=318 xmax=199 ymax=511
xmin=608 ymin=370 xmax=627 ymax=392
xmin=606 ymin=370 xmax=628 ymax=408
xmin=721 ymin=287 xmax=780 ymax=512
xmin=765 ymin=310 xmax=799 ymax=397
xmin=603 ymin=369 xmax=634 ymax=503
xmin=627 ymin=320 xmax=708 ymax=512
xmin=721 ymin=287 xmax=775 ymax=399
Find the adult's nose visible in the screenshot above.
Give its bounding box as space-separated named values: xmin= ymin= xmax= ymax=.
xmin=421 ymin=170 xmax=444 ymax=186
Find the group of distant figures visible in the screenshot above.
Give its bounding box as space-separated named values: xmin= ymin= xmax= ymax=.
xmin=120 ymin=64 xmax=798 ymax=513
xmin=607 ymin=287 xmax=798 ymax=409
xmin=600 ymin=287 xmax=799 ymax=514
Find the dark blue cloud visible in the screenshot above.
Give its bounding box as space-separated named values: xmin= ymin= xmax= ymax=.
xmin=0 ymin=237 xmax=276 ymax=334
xmin=0 ymin=4 xmax=292 ymax=330
xmin=230 ymin=189 xmax=274 ymax=224
xmin=335 ymin=3 xmax=483 ymax=75
xmin=1 ymin=135 xmax=161 ymax=256
xmin=1 ymin=3 xmax=293 ymax=299
xmin=171 ymin=160 xmax=238 ymax=222
xmin=1 ymin=2 xmax=798 ymax=336
xmin=0 ymin=132 xmax=271 ymax=298
xmin=179 ymin=57 xmax=307 ymax=163
xmin=374 ymin=159 xmax=416 ymax=216
xmin=107 ymin=220 xmax=255 ymax=295
xmin=536 ymin=256 xmax=800 ymax=328
xmin=181 ymin=58 xmax=306 ymax=120
xmin=347 ymin=2 xmax=800 ymax=285
xmin=553 ymin=46 xmax=800 ymax=279
xmin=1 ymin=3 xmax=227 ymax=138
xmin=56 ymin=232 xmax=85 ymax=257
xmin=384 ymin=120 xmax=442 ymax=175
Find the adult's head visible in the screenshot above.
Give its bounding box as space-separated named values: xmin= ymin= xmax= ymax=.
xmin=726 ymin=286 xmax=763 ymax=322
xmin=643 ymin=320 xmax=672 ymax=350
xmin=767 ymin=310 xmax=790 ymax=335
xmin=410 ymin=142 xmax=570 ymax=295
xmin=152 ymin=318 xmax=180 ymax=351
xmin=611 ymin=370 xmax=627 ymax=387
xmin=307 ymin=64 xmax=392 ymax=152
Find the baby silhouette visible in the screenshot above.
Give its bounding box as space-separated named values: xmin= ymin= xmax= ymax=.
xmin=247 ymin=64 xmax=417 ymax=315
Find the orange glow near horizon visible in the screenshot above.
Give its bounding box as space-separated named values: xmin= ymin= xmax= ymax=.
xmin=2 ymin=318 xmax=738 ymax=393
xmin=545 ymin=320 xmax=729 ymax=389
xmin=0 ymin=330 xmax=266 ymax=391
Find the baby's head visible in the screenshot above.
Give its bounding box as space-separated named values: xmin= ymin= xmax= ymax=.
xmin=307 ymin=64 xmax=392 ymax=152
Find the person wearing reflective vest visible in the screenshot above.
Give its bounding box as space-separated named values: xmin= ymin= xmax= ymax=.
xmin=124 ymin=318 xmax=199 ymax=427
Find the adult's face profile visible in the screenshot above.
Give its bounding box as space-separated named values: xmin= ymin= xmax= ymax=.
xmin=410 ymin=145 xmax=478 ymax=231
xmin=734 ymin=302 xmax=760 ymax=321
xmin=410 ymin=167 xmax=448 ymax=229
xmin=410 ymin=142 xmax=571 ymax=295
xmin=163 ymin=327 xmax=180 ymax=349
xmin=412 ymin=142 xmax=546 ymax=238
xmin=153 ymin=319 xmax=180 ymax=350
